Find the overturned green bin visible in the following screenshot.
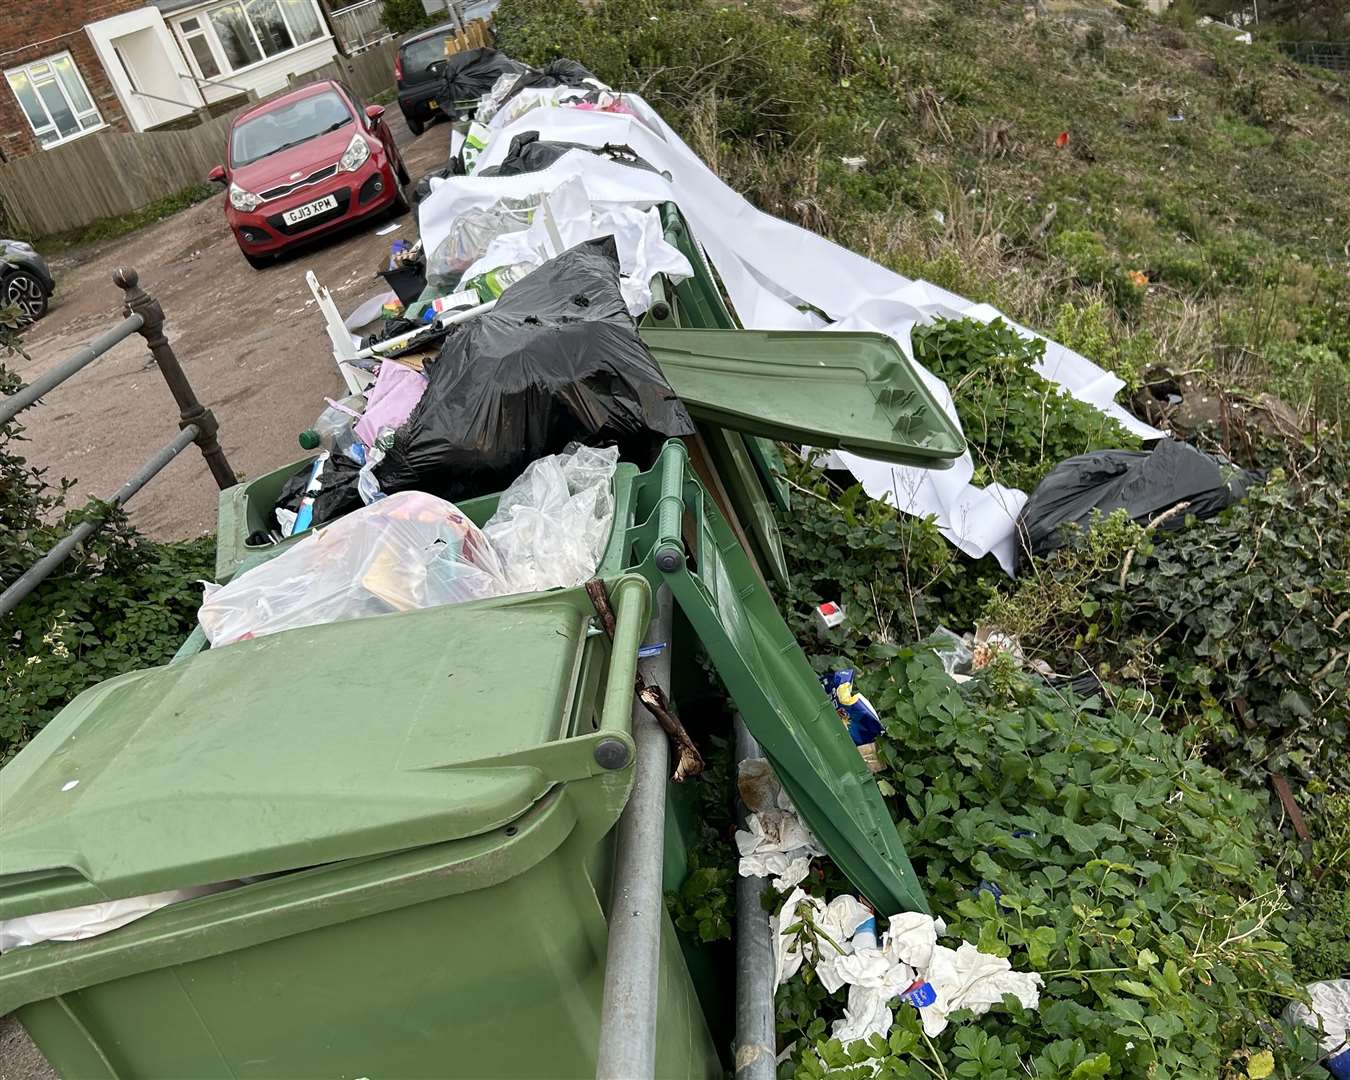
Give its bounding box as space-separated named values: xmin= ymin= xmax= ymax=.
xmin=0 ymin=574 xmax=721 ymax=1079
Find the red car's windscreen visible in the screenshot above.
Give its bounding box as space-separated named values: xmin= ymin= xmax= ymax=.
xmin=231 ymin=90 xmax=353 ymax=167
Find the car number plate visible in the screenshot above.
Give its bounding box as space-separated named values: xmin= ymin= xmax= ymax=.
xmin=427 ymin=99 xmax=438 ymax=110
xmin=282 ymin=194 xmax=338 ymax=226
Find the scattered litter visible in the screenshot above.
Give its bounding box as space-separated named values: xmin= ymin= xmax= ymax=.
xmin=736 ymin=758 xmax=824 ymax=890
xmin=1055 ymin=131 xmax=1070 ymax=148
xmin=813 ymin=600 xmax=846 ymax=634
xmin=840 ymin=156 xmax=867 ymax=173
xmin=929 ymin=626 xmax=973 ymax=676
xmin=375 ymin=222 xmax=402 ymax=236
xmin=773 ymin=887 xmax=1042 ymax=1047
xmin=1284 ymin=981 xmax=1350 ymax=1078
xmin=821 ymin=669 xmax=882 ymax=746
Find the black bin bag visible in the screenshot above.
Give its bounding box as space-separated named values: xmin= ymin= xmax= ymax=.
xmin=437 ymin=48 xmax=529 ymax=114
xmin=374 ymin=236 xmax=694 ymax=502
xmin=1015 ymin=438 xmax=1259 ymax=571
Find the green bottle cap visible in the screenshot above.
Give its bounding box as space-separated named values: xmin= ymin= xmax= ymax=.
xmin=298 ymin=429 xmax=320 ymax=450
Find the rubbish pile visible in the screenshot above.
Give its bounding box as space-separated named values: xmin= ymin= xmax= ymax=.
xmin=0 ymin=41 xmax=1267 ymax=1080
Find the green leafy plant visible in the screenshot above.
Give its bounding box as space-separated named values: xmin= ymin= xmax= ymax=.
xmin=991 ymin=478 xmax=1350 ymax=792
xmin=0 ymin=357 xmax=214 ymax=761
xmin=782 ymin=649 xmax=1324 ymax=1079
xmin=380 ymin=0 xmax=437 ymax=35
xmin=911 ymin=318 xmax=1140 ymax=492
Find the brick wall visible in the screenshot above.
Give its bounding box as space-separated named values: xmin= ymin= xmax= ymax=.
xmin=0 ymin=0 xmax=146 ymax=161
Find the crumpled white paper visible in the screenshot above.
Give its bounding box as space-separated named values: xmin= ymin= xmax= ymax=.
xmin=774 ymin=889 xmax=1043 ymax=1046
xmin=734 ymin=758 xmax=824 ymax=891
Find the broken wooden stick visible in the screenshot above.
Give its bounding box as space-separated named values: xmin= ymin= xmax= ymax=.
xmin=585 ymin=578 xmax=705 ymax=782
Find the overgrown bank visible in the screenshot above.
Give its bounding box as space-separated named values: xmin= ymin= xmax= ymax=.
xmin=492 ymin=0 xmax=1350 ymax=1073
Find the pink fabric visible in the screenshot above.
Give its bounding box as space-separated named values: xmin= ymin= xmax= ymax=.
xmin=355 ymin=361 xmax=428 ymax=446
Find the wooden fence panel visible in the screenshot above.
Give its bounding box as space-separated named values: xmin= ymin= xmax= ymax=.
xmin=0 ymin=108 xmax=243 ymax=237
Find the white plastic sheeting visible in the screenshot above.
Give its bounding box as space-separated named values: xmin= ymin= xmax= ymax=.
xmin=419 ymin=90 xmax=1162 ymax=571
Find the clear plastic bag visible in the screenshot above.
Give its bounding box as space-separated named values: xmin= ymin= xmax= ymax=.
xmin=199 ymin=491 xmax=508 ymax=645
xmin=483 ymin=444 xmax=619 ymax=594
xmin=424 ymin=196 xmax=536 ymax=280
xmin=475 ymin=71 xmax=525 ymax=124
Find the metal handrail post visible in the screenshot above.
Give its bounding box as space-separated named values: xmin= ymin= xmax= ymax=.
xmin=734 ymin=717 xmax=776 ymax=1080
xmin=595 ymin=587 xmax=674 ymax=1080
xmin=113 ymin=268 xmax=236 ymax=490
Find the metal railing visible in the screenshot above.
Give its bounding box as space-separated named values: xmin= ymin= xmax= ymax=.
xmin=0 ymin=268 xmax=235 ymax=619
xmin=1278 ymin=41 xmax=1350 ymax=72
xmin=330 ymin=0 xmax=393 ymax=54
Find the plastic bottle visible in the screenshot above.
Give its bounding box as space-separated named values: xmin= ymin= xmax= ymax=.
xmin=464 ymin=262 xmax=533 ymax=302
xmin=299 ymin=394 xmax=367 ymax=464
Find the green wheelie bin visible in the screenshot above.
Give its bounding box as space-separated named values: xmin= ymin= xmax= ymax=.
xmin=0 ymin=570 xmax=720 ymax=1079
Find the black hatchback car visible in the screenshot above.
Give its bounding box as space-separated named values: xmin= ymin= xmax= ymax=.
xmin=395 ymin=23 xmax=459 ymax=136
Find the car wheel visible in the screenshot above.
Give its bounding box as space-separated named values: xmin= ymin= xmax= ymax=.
xmin=241 ymin=247 xmax=272 ymax=270
xmin=3 ymin=269 xmax=49 ymax=323
xmin=406 ymin=114 xmax=424 ymax=137
xmin=396 ymin=157 xmax=411 ymax=186
xmin=389 ymin=183 xmax=411 ymax=217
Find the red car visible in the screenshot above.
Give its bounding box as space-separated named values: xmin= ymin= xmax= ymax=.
xmin=209 ymin=80 xmax=411 ymax=269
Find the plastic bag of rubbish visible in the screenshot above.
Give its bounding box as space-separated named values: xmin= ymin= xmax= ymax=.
xmin=200 ymin=491 xmax=508 ymax=646
xmin=272 ymin=451 xmax=365 ymax=534
xmin=1014 ymin=439 xmax=1259 ymax=571
xmin=374 ymin=236 xmax=694 ymax=504
xmin=483 ymin=444 xmax=619 ymax=593
xmin=477 ymin=131 xmax=661 ymax=178
xmin=1284 ymin=981 xmax=1350 ymax=1078
xmin=492 ymin=57 xmax=605 ymax=113
xmin=434 ymin=48 xmax=529 ymax=117
xmin=476 ymin=70 xmax=526 ymax=123
xmin=424 ymin=196 xmax=536 ymax=280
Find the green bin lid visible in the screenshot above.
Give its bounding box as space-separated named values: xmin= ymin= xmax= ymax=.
xmin=641 ymin=327 xmax=966 ymax=467
xmin=0 ymin=589 xmax=603 ymax=917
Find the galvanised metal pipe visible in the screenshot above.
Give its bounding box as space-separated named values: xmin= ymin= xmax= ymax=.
xmin=595 ymin=586 xmax=674 ymax=1080
xmin=734 ymin=717 xmax=777 ymax=1080
xmin=0 ymin=314 xmax=144 ymax=428
xmin=0 ymin=425 xmax=199 ymax=620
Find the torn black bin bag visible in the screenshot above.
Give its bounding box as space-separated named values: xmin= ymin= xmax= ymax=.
xmin=272 ymin=452 xmax=365 ymax=533
xmin=477 ymin=131 xmax=661 ymax=178
xmin=1015 ymin=438 xmax=1258 ymax=571
xmin=493 ymin=58 xmax=602 ymax=110
xmin=374 ymin=236 xmax=694 ymax=502
xmin=435 ymin=48 xmax=529 ymax=114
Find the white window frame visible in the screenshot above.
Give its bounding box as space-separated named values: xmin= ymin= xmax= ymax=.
xmin=173 ymin=0 xmax=329 ymax=79
xmin=4 ymin=51 xmax=105 ymax=150
xmin=177 ymin=16 xmax=226 ymax=82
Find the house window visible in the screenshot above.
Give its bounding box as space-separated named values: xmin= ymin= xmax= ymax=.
xmin=4 ymin=53 xmax=103 ymax=149
xmin=187 ymin=0 xmax=325 ymax=76
xmin=179 ymin=17 xmax=222 ymax=80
